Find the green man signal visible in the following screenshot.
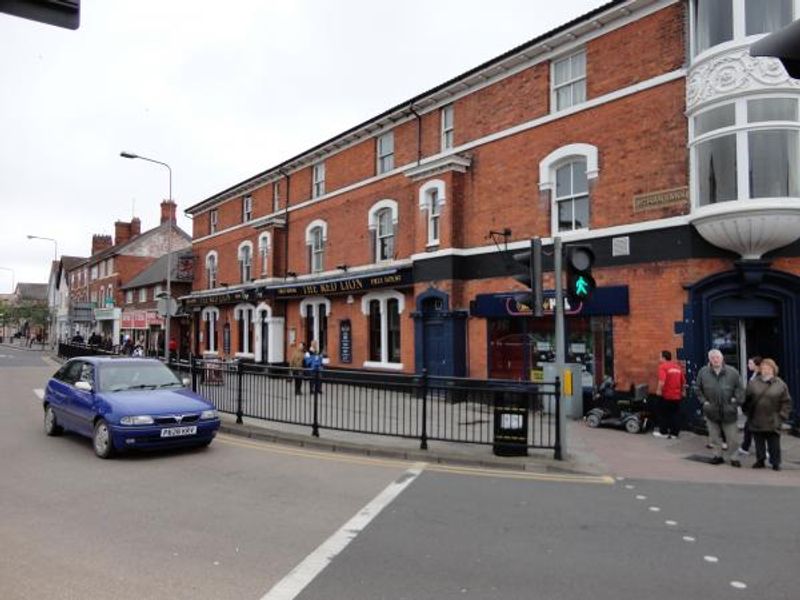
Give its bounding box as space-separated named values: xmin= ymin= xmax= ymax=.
xmin=566 ymin=245 xmax=595 ymax=304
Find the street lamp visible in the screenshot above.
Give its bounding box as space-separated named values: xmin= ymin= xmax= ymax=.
xmin=26 ymin=235 xmax=58 ymax=261
xmin=120 ymin=150 xmax=175 ymax=363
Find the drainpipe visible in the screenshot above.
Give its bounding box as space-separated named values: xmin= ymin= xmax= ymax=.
xmin=279 ymin=169 xmax=290 ymax=279
xmin=409 ymin=105 xmax=422 ymax=165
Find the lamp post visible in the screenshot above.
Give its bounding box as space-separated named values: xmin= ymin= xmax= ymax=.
xmin=120 ymin=151 xmax=174 ymax=363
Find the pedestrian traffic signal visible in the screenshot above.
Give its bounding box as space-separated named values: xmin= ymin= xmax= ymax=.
xmin=512 ymin=238 xmax=543 ymax=317
xmin=565 ymin=245 xmax=595 ymax=304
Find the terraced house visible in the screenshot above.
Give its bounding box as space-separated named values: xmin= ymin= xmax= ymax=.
xmin=183 ymin=0 xmax=800 ymax=424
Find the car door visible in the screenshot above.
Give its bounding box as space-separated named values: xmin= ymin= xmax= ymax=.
xmin=68 ymin=362 xmax=98 ymax=436
xmin=46 ymin=362 xmax=78 ymax=426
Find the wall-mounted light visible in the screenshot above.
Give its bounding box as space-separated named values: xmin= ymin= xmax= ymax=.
xmin=336 ymin=264 xmax=349 ymax=272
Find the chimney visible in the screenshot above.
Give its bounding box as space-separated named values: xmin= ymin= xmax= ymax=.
xmin=130 ymin=217 xmax=141 ymax=237
xmin=161 ymin=200 xmax=177 ymax=224
xmin=91 ymin=234 xmax=113 ymax=255
xmin=114 ymin=221 xmax=132 ymax=246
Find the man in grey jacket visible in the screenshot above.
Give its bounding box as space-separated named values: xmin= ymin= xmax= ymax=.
xmin=695 ymin=349 xmax=745 ymax=466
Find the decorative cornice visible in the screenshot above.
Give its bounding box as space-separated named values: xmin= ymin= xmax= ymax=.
xmin=687 ymin=47 xmax=800 ymax=113
xmin=403 ymin=154 xmax=472 ymax=181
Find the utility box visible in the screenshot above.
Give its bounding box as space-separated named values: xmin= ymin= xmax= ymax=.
xmin=542 ymin=363 xmax=584 ymax=419
xmin=492 ymin=385 xmax=531 ymax=457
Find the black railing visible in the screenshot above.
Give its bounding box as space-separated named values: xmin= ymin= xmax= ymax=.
xmin=168 ymin=358 xmax=562 ymax=459
xmin=58 ymin=342 xmax=119 ymax=359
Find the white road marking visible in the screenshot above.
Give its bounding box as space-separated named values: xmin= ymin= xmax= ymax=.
xmin=649 ymin=506 xmax=661 ymax=512
xmin=683 ymin=536 xmax=696 ymax=542
xmin=260 ymin=463 xmax=426 ymax=600
xmin=33 ymin=389 xmax=44 ymax=400
xmin=635 ymin=495 xmax=647 ymax=500
xmin=731 ymin=581 xmax=747 ymax=589
xmin=624 ymin=484 xmax=635 ymax=489
xmin=615 ymin=476 xmax=625 ymax=481
xmin=665 ymin=520 xmax=678 ymax=526
xmin=704 ymin=555 xmax=719 ymax=563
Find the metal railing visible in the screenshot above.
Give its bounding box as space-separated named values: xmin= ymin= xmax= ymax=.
xmin=168 ymin=358 xmax=562 ymax=459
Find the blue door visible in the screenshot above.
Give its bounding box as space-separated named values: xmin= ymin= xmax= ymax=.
xmin=423 ymin=317 xmax=447 ymax=376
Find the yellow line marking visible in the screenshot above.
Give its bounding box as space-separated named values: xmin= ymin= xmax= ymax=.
xmin=216 ymin=434 xmax=613 ymax=484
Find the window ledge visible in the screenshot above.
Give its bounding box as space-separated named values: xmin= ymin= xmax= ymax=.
xmin=203 ymin=351 xmax=219 ymax=357
xmin=363 ymin=361 xmax=404 ymax=371
xmin=235 ymin=352 xmax=255 ymax=359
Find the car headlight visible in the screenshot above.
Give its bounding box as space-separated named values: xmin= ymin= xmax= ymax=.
xmin=120 ymin=415 xmax=155 ymax=425
xmin=200 ymin=409 xmax=218 ymax=420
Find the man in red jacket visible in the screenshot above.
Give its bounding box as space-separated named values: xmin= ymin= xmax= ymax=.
xmin=654 ymin=350 xmax=686 ymax=439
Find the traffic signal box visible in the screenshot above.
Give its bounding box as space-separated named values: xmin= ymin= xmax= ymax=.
xmin=512 ymin=238 xmax=543 ymax=317
xmin=565 ymin=245 xmax=596 ymax=305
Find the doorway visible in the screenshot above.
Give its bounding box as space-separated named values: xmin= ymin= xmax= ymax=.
xmin=710 ymin=317 xmax=781 ymax=383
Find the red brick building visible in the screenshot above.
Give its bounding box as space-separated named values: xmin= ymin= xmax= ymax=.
xmin=184 ymin=0 xmax=800 ymax=423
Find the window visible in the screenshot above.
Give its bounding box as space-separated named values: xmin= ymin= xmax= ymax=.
xmin=693 ymin=98 xmax=800 ymax=206
xmin=555 ymin=160 xmax=589 ymax=232
xmin=91 ymin=265 xmax=97 ymax=281
xmin=377 ymin=131 xmax=394 ymax=174
xmin=300 ymin=298 xmax=330 ymax=355
xmin=210 ymin=209 xmax=218 ymax=234
xmin=107 ymin=258 xmax=114 ymax=274
xmin=238 ymin=242 xmax=253 ymax=282
xmin=138 ymin=288 xmax=147 ymax=302
xmin=746 ymin=0 xmax=792 ymax=36
xmin=695 ymin=0 xmax=733 ymax=54
xmin=441 ymin=105 xmax=454 ymax=150
xmin=206 ymin=252 xmax=218 ymax=289
xmin=694 ymin=0 xmax=793 ymax=55
xmin=362 ymin=291 xmax=404 ymax=368
xmin=272 ymin=182 xmax=280 ymax=213
xmin=235 ymin=304 xmax=255 ymax=355
xmin=306 ymin=220 xmax=327 ymax=273
xmin=202 ymin=307 xmax=220 ymax=354
xmin=154 ymin=284 xmax=163 ymax=300
xmin=259 ymin=233 xmax=270 ymax=276
xmin=428 ymin=189 xmax=441 ymax=245
xmin=99 ymin=261 xmax=106 ymax=278
xmin=125 ymin=290 xmax=133 ymax=304
xmin=243 ymin=195 xmax=253 ymax=222
xmin=368 ymin=200 xmax=398 ymax=262
xmin=312 ymin=162 xmax=325 ymax=198
xmin=552 ymin=50 xmax=586 ymax=112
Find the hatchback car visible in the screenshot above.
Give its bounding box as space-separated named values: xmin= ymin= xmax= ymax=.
xmin=43 ymin=357 xmax=221 ymax=458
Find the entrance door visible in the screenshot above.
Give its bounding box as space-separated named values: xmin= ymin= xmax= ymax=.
xmin=710 ymin=317 xmax=781 ymax=382
xmin=423 ymin=317 xmax=447 ymax=376
xmin=260 ymin=315 xmax=269 ymax=364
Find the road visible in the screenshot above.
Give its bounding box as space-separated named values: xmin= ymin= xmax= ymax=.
xmin=1 ymin=347 xmax=796 ymax=599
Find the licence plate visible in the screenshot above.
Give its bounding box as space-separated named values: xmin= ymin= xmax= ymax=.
xmin=160 ymin=426 xmax=197 ymax=438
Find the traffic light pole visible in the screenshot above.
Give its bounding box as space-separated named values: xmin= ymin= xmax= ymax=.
xmin=553 ymin=236 xmax=567 ymax=457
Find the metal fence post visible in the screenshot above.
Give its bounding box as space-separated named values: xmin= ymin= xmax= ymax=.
xmin=312 ymin=369 xmax=320 ymax=437
xmin=554 ymin=377 xmax=562 ymax=461
xmin=236 ymin=361 xmax=244 ymax=424
xmin=419 ymin=368 xmax=429 ymax=450
xmin=190 ymin=356 xmax=198 ymax=392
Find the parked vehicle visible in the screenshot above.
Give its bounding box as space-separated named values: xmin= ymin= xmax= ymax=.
xmin=43 ymin=357 xmax=220 ymax=458
xmin=584 ymin=378 xmax=652 ymax=434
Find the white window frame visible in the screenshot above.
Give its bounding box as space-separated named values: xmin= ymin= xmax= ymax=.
xmin=539 ymin=144 xmax=599 ymax=235
xmin=551 ymin=49 xmax=586 ymax=113
xmin=153 ymin=284 xmax=163 ymax=300
xmin=210 ymin=209 xmax=219 ymax=234
xmin=138 ymin=288 xmax=147 ymax=303
xmin=312 ymin=162 xmax=326 ymax=198
xmin=368 ymin=199 xmax=399 ymax=262
xmin=376 ymin=131 xmax=395 ymax=174
xmin=553 ymin=160 xmax=590 ymax=233
xmin=272 ymin=182 xmax=280 ymax=213
xmin=299 ymin=297 xmax=331 ymax=351
xmin=205 ymin=251 xmax=218 ymax=289
xmin=234 ymin=303 xmax=256 ymax=357
xmin=441 ymin=104 xmax=454 ymax=151
xmin=125 ymin=290 xmax=133 ymax=305
xmin=201 ymin=306 xmax=220 ymax=355
xmin=243 ymin=195 xmax=253 ymax=222
xmin=238 ymin=241 xmax=254 ymax=283
xmin=418 ymin=180 xmax=447 ymax=247
xmin=361 ymin=290 xmax=405 ymax=370
xmin=258 ymin=232 xmax=271 ymax=277
xmin=305 ymin=220 xmax=328 ymax=273
xmin=107 ymin=258 xmax=114 ymax=275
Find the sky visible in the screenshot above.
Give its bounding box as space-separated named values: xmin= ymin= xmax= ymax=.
xmin=0 ymin=0 xmax=607 ymax=293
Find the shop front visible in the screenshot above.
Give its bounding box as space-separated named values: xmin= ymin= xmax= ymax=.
xmin=121 ymin=309 xmax=164 ymax=354
xmin=93 ymin=306 xmax=121 ymax=347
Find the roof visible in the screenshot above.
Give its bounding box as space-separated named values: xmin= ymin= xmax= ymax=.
xmin=89 ymin=221 xmax=191 ymax=264
xmin=61 ymin=255 xmax=87 ymax=272
xmin=15 ymin=283 xmax=48 ymax=301
xmin=185 ymin=0 xmax=628 ymax=214
xmin=121 ymin=250 xmax=194 ymax=290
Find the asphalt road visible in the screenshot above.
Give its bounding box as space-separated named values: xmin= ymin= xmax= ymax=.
xmin=2 ymin=348 xmax=797 ymax=599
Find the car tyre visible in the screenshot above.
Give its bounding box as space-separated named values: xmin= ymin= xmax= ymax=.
xmin=44 ymin=405 xmax=63 ymax=436
xmin=625 ymin=417 xmax=642 ymax=434
xmin=93 ymin=419 xmax=115 ymax=459
xmin=586 ymin=413 xmax=601 ymax=428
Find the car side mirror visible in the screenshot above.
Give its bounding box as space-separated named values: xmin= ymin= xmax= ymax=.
xmin=182 ymin=377 xmax=191 ymax=387
xmin=75 ymin=381 xmax=93 ymax=392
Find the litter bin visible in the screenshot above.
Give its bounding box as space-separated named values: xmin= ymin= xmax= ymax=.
xmin=493 ymin=387 xmax=531 ymax=456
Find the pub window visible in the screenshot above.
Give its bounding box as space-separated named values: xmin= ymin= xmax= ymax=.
xmin=202 ymin=307 xmax=219 ymax=354
xmin=362 ymin=291 xmax=404 ymax=368
xmin=235 ymin=304 xmax=255 ymax=355
xmin=301 ymin=297 xmax=330 ymax=355
xmin=306 ymin=220 xmax=327 ymax=274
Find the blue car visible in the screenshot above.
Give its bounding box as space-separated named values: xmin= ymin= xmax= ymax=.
xmin=43 ymin=357 xmax=221 ymax=458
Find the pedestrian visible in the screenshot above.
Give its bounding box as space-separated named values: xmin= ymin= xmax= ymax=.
xmin=653 ymin=350 xmax=686 ymax=439
xmin=738 ymin=356 xmax=762 ymax=456
xmin=289 ymin=341 xmax=306 ymax=396
xmin=694 ymin=348 xmax=744 ymax=467
xmin=304 ymin=340 xmax=323 ymax=395
xmin=743 ymin=358 xmax=791 ymax=471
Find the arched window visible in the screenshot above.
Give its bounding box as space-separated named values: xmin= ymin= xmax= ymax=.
xmin=368 ymin=199 xmax=398 ymax=262
xmin=299 ymin=297 xmax=330 ymax=355
xmin=258 ymin=233 xmax=271 ymax=277
xmin=205 ymin=251 xmax=218 ymax=289
xmin=305 ymin=220 xmax=327 ymax=273
xmin=201 ymin=306 xmax=220 ymax=354
xmin=361 ymin=290 xmax=404 ymax=369
xmin=418 ymin=180 xmax=446 ymax=247
xmin=234 ymin=303 xmax=256 ymax=355
xmin=539 ymin=144 xmax=599 ymax=235
xmin=238 ymin=242 xmax=253 ymax=283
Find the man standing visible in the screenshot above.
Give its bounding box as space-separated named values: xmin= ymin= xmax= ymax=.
xmin=695 ymin=349 xmax=745 ymax=467
xmin=653 ymin=350 xmax=685 ymax=439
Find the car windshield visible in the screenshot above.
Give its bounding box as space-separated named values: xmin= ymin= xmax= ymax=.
xmin=99 ymin=363 xmax=182 ymax=392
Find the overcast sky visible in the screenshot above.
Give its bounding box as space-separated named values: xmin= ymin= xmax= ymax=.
xmin=0 ymin=0 xmax=606 ymax=293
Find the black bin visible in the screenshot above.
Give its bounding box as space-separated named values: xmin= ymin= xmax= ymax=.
xmin=493 ymin=387 xmax=530 ymax=456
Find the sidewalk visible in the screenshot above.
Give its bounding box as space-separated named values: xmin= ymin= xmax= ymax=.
xmin=0 ymin=340 xmax=48 ymax=351
xmin=219 ymin=413 xmax=800 ymax=485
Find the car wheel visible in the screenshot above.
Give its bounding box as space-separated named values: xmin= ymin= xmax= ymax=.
xmin=44 ymin=405 xmax=63 ymax=436
xmin=93 ymin=419 xmax=115 ymax=459
xmin=625 ymin=418 xmax=642 ymax=434
xmin=586 ymin=413 xmax=601 ymax=428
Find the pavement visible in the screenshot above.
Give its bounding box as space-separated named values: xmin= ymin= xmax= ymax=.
xmin=22 ymin=343 xmax=800 ymax=486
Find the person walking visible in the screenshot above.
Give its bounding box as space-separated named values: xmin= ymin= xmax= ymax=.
xmin=744 ymin=358 xmax=791 ymax=471
xmin=289 ymin=341 xmax=306 ymax=396
xmin=694 ymin=348 xmax=744 ymax=467
xmin=738 ymin=356 xmax=762 ymax=456
xmin=653 ymin=350 xmax=685 ymax=439
xmin=304 ymin=340 xmax=323 ymax=395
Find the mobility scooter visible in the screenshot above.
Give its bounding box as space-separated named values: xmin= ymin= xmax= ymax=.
xmin=584 ymin=378 xmax=652 ymax=434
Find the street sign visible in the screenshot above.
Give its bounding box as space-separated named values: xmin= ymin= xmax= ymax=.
xmin=156 ymin=297 xmax=178 ymax=317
